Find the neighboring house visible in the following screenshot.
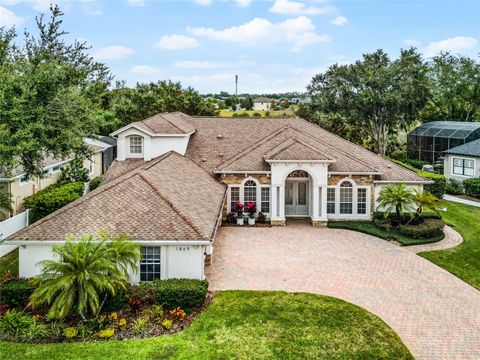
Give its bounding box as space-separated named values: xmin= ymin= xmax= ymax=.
xmin=407 ymin=121 xmax=480 ymax=164
xmin=443 ymin=138 xmax=480 ymax=181
xmin=252 ymin=97 xmax=274 ymax=111
xmin=0 ymin=137 xmax=116 ymax=219
xmin=5 ymin=112 xmax=428 ymax=282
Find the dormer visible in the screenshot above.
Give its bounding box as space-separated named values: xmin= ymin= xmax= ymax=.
xmin=111 ymin=112 xmax=196 ymax=161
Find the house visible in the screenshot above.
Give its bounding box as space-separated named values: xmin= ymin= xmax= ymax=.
xmin=407 ymin=121 xmax=480 ymax=164
xmin=5 ymin=112 xmax=428 ymax=282
xmin=252 ymin=97 xmax=274 ymax=111
xmin=443 ymin=138 xmax=480 ymax=181
xmin=0 ymin=137 xmax=116 ymax=219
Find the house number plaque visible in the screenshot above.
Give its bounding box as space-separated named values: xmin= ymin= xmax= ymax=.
xmin=175 ymin=246 xmax=190 ymax=252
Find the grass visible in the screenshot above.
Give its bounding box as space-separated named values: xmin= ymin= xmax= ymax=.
xmin=328 ymin=221 xmax=444 ymax=246
xmin=420 ymin=200 xmax=480 ymax=290
xmin=218 ymin=108 xmax=296 ymax=117
xmin=0 ymin=248 xmax=18 ymax=276
xmin=0 ymin=291 xmax=413 ymax=360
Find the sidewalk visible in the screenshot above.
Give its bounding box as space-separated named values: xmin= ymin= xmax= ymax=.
xmin=444 ymin=194 xmax=480 ymax=208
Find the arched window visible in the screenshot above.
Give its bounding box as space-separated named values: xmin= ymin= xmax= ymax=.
xmin=129 ymin=135 xmax=143 ymax=155
xmin=339 ymin=181 xmax=353 ymax=214
xmin=243 ymin=180 xmax=257 ymax=206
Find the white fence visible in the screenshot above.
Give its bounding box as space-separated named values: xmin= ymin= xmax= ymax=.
xmin=0 ymin=209 xmax=29 ymax=257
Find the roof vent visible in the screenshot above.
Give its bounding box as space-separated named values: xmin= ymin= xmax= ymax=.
xmin=219 ymin=153 xmax=224 ymax=157
xmin=387 ymin=164 xmax=392 ymax=168
xmin=217 ymin=134 xmax=223 ymax=139
xmin=202 ymin=158 xmax=207 ymax=162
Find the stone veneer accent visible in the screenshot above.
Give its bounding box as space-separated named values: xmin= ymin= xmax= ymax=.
xmin=271 ymin=220 xmax=286 ymax=226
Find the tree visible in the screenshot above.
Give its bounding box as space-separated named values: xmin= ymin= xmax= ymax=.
xmin=413 ymin=189 xmax=438 ymax=217
xmin=0 ymin=191 xmax=12 ymax=215
xmin=29 ymin=233 xmax=140 ymax=320
xmin=422 ymin=52 xmax=480 ymax=122
xmin=377 ymin=183 xmax=415 ymax=219
xmin=0 ymin=5 xmax=111 ymax=177
xmin=306 ymin=49 xmax=429 ymax=155
xmin=58 ymin=156 xmax=90 ymax=184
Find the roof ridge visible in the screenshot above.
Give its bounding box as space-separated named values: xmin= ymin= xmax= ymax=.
xmin=264 ymin=136 xmax=334 ymax=160
xmin=216 ymin=126 xmax=291 ymax=170
xmin=137 ymin=173 xmax=205 ymax=240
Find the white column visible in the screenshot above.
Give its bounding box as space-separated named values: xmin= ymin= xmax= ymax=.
xmin=311 ymin=185 xmax=320 ymax=220
xmin=321 ymin=186 xmax=328 ymax=221
xmin=278 ymin=185 xmax=285 ymax=219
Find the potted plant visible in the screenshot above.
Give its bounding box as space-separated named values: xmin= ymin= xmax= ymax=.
xmin=235 ymin=201 xmax=244 ymax=225
xmin=247 ymin=202 xmax=256 ymax=226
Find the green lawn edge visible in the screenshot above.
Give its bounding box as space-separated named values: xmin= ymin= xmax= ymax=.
xmin=0 ymin=248 xmax=19 ymax=276
xmin=419 ymin=201 xmax=480 ymax=290
xmin=328 ymin=221 xmax=444 ymax=246
xmin=0 ymin=291 xmax=413 ymax=360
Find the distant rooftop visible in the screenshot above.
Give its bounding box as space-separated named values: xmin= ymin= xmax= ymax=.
xmin=444 ymin=138 xmax=480 ymax=157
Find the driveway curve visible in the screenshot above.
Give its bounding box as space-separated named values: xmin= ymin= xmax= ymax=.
xmin=206 ymin=222 xmax=480 ymax=360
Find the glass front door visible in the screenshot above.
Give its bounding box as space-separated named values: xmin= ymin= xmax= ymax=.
xmin=285 ymin=181 xmax=309 ymax=216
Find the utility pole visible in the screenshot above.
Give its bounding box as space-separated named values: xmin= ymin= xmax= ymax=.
xmin=235 ymin=75 xmax=238 ymax=97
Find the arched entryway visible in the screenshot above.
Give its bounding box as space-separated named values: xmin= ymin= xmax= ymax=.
xmin=285 ymin=170 xmax=310 ymax=216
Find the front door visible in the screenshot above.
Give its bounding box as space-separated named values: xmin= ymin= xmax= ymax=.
xmin=285 ymin=181 xmax=309 ymax=216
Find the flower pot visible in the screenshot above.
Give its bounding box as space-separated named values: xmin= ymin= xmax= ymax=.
xmin=248 ymin=218 xmax=255 ymax=226
xmin=237 ymin=218 xmax=244 ymax=226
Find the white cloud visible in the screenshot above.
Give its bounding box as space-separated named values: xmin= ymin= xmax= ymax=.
xmin=0 ymin=6 xmax=25 ymax=27
xmin=127 ymin=0 xmax=145 ymax=6
xmin=404 ymin=39 xmax=421 ymax=47
xmin=193 ymin=0 xmax=212 ymax=5
xmin=80 ymin=0 xmax=102 ymax=16
xmin=424 ymin=36 xmax=477 ymax=57
xmin=155 ymin=34 xmax=201 ymax=50
xmin=235 ymin=0 xmax=252 ymax=7
xmin=92 ymin=45 xmax=135 ymax=60
xmin=269 ymin=0 xmax=335 ymax=15
xmin=189 ymin=16 xmax=330 ymax=52
xmin=130 ymin=65 xmax=161 ymax=74
xmin=173 ymin=59 xmax=255 ymax=69
xmin=330 ymin=16 xmax=347 ymax=26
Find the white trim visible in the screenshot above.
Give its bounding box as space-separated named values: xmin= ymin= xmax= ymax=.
xmin=451 ymin=156 xmax=475 ymax=178
xmin=127 ymin=134 xmax=144 ymax=158
xmin=19 ymin=175 xmax=33 ymax=187
xmin=215 ymin=170 xmax=271 ymax=174
xmin=265 ymin=159 xmax=336 ymax=164
xmin=1 ymin=159 xmax=71 ymax=182
xmin=325 ymin=177 xmax=372 ymax=220
xmin=373 ymin=180 xmax=432 ymax=184
xmin=110 ymin=123 xmax=195 ymax=138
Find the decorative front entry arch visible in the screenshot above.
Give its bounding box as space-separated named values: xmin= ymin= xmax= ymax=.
xmin=285 ymin=170 xmax=310 ymax=216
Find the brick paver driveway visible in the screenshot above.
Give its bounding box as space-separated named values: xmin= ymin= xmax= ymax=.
xmin=206 ymin=222 xmax=480 ymax=360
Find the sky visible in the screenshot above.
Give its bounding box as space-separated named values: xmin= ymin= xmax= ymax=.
xmin=0 ymin=0 xmax=479 ymax=94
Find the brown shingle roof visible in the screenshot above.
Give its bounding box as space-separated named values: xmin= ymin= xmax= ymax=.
xmin=264 ymin=137 xmax=334 ymax=161
xmin=131 ymin=112 xmax=196 ymax=135
xmin=10 ymin=152 xmax=226 ymax=241
xmin=185 ymin=116 xmax=426 ymax=182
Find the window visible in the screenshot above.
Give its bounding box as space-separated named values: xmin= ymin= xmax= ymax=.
xmin=88 ymin=160 xmax=94 ymax=175
xmin=261 ymin=187 xmax=270 ymax=213
xmin=129 ymin=136 xmax=143 ymax=154
xmin=357 ymin=188 xmax=367 ymax=215
xmin=243 ymin=180 xmax=257 ymax=206
xmin=453 ymin=158 xmax=474 ymax=177
xmin=230 ymin=187 xmax=240 ymax=212
xmin=140 ymin=246 xmax=161 ymax=281
xmin=339 ymin=181 xmax=353 ymax=214
xmin=52 ymin=165 xmax=61 ymax=173
xmin=327 ymin=188 xmax=336 ymax=214
xmin=19 ymin=175 xmax=32 ymax=186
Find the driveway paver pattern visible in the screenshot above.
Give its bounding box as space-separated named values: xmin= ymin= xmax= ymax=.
xmin=206 ymin=222 xmax=480 ymax=360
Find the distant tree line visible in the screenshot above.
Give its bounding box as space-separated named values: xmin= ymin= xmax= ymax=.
xmin=299 ymin=49 xmax=480 ymax=155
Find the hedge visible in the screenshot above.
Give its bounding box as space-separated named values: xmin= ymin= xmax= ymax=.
xmin=446 ymin=178 xmax=464 ymax=195
xmin=0 ymin=278 xmax=35 ymax=309
xmin=89 ymin=175 xmax=104 ymax=192
xmin=23 ymin=182 xmax=84 ymax=222
xmin=392 ymin=159 xmax=446 ymax=198
xmin=398 ymin=219 xmax=445 ymax=238
xmin=464 ymin=178 xmax=480 ymax=198
xmin=153 ymin=279 xmax=208 ymax=312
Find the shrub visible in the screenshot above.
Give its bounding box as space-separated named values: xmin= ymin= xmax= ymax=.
xmin=0 ymin=309 xmax=34 ymax=337
xmin=127 ymin=284 xmax=157 ymax=307
xmin=89 ymin=175 xmax=104 ymax=191
xmin=446 ymin=178 xmax=464 ymax=195
xmin=421 ymin=172 xmax=447 ymax=199
xmin=101 ymin=289 xmax=129 ymax=313
xmin=133 ymin=317 xmax=149 ymax=334
xmin=23 ymin=182 xmax=84 ymax=222
xmin=0 ymin=276 xmax=35 ymax=309
xmin=21 ymin=322 xmax=51 ymax=341
xmin=97 ymin=327 xmax=115 ymax=338
xmin=58 ymin=156 xmax=89 ymax=185
xmin=154 ymin=279 xmax=208 ymax=312
xmin=253 ymin=112 xmax=262 ymax=117
xmin=161 ymin=319 xmax=173 ymax=330
xmin=398 ymin=219 xmax=445 ymax=238
xmin=400 ymin=158 xmax=428 ymax=170
xmin=464 ymin=178 xmax=480 ymax=198
xmin=63 ymin=326 xmax=78 ymax=338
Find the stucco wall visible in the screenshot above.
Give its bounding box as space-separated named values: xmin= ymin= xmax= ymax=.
xmin=374 ymin=183 xmax=423 ymax=212
xmin=20 ymin=243 xmax=206 ymax=282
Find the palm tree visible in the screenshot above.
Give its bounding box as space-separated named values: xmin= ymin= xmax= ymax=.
xmin=0 ymin=192 xmax=12 ymax=215
xmin=377 ymin=183 xmax=415 ymax=219
xmin=413 ymin=189 xmax=438 ymax=217
xmin=29 ymin=234 xmax=140 ymax=320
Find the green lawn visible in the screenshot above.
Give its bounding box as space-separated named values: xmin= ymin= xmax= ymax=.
xmin=328 ymin=221 xmax=444 ymax=246
xmin=0 ymin=291 xmax=413 ymax=360
xmin=0 ymin=248 xmax=18 ymax=276
xmin=420 ymin=201 xmax=480 ymax=290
